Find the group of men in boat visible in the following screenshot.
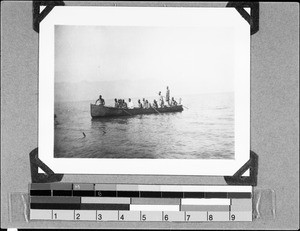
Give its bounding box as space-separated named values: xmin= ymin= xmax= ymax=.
xmin=95 ymin=86 xmax=179 ymax=109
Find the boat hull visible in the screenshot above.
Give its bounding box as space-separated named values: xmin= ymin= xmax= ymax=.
xmin=90 ymin=104 xmax=183 ymax=118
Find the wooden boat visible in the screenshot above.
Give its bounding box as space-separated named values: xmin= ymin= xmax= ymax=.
xmin=90 ymin=104 xmax=183 ymax=118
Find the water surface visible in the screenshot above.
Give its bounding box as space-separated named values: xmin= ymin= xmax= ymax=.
xmin=54 ymin=93 xmax=234 ymax=159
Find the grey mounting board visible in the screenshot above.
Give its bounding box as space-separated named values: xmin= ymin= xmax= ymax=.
xmin=1 ymin=1 xmax=299 ymax=230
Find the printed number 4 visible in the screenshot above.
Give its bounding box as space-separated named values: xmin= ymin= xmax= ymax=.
xmin=120 ymin=214 xmax=124 ymax=220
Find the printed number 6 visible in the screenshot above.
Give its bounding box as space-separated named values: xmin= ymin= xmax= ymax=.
xmin=164 ymin=214 xmax=169 ymax=221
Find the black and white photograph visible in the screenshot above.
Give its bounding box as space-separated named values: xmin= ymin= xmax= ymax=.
xmin=54 ymin=25 xmax=235 ymax=159
xmin=38 ymin=7 xmax=250 ymax=175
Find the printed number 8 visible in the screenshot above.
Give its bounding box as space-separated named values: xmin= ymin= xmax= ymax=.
xmin=208 ymin=214 xmax=213 ymax=221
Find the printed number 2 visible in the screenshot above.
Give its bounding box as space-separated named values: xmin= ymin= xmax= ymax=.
xmin=76 ymin=213 xmax=80 ymax=220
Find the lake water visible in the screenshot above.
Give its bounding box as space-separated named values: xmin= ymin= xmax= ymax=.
xmin=54 ymin=93 xmax=234 ymax=159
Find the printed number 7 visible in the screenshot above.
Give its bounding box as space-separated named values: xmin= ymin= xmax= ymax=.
xmin=186 ymin=214 xmax=191 ymax=221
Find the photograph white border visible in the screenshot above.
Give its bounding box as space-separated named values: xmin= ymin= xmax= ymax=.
xmin=38 ymin=6 xmax=250 ymax=175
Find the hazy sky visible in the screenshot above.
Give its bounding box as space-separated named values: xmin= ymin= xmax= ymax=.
xmin=55 ymin=25 xmax=235 ymax=100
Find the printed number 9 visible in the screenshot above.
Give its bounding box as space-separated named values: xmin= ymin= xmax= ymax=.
xmin=231 ymin=214 xmax=235 ymax=221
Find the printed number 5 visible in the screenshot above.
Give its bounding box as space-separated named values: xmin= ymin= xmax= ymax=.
xmin=142 ymin=214 xmax=146 ymax=221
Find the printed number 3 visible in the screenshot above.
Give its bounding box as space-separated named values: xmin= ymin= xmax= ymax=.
xmin=98 ymin=214 xmax=102 ymax=220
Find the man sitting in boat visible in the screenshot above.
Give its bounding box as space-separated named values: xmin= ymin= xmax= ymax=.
xmin=142 ymin=98 xmax=147 ymax=108
xmin=153 ymin=99 xmax=158 ymax=108
xmin=117 ymin=99 xmax=123 ymax=108
xmin=171 ymin=97 xmax=178 ymax=106
xmin=138 ymin=99 xmax=143 ymax=108
xmin=95 ymin=95 xmax=105 ymax=106
xmin=122 ymin=99 xmax=128 ymax=109
xmin=158 ymin=91 xmax=164 ymax=108
xmin=114 ymin=98 xmax=119 ymax=108
xmin=145 ymin=100 xmax=150 ymax=109
xmin=128 ymin=98 xmax=134 ymax=109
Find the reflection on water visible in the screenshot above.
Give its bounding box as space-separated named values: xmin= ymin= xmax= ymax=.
xmin=54 ymin=93 xmax=234 ymax=159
